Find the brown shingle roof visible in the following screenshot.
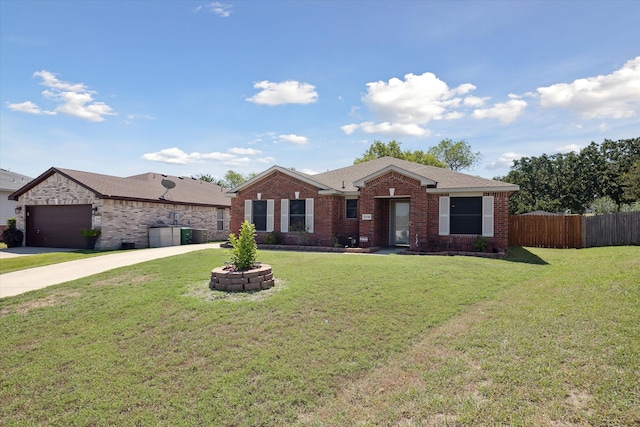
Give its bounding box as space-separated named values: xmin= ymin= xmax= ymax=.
xmin=10 ymin=167 xmax=230 ymax=206
xmin=242 ymin=157 xmax=518 ymax=194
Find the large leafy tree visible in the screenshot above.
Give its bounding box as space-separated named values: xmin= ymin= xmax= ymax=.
xmin=622 ymin=159 xmax=640 ymax=202
xmin=500 ymin=137 xmax=640 ymax=214
xmin=354 ymin=140 xmax=445 ymax=167
xmin=427 ymin=138 xmax=482 ymax=171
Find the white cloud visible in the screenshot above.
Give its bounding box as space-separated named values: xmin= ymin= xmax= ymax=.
xmin=229 ymin=147 xmax=261 ymax=155
xmin=246 ymin=80 xmax=318 ymax=105
xmin=487 ymin=152 xmax=523 ymax=170
xmin=194 ymin=2 xmax=232 ymax=17
xmin=342 ymin=72 xmax=476 ymax=136
xmin=142 ymin=146 xmax=272 ymax=166
xmin=142 ymin=148 xmax=235 ymax=164
xmin=340 ymin=124 xmax=359 ymax=135
xmin=279 ymin=134 xmax=309 ymax=144
xmin=345 ymin=121 xmax=430 ymax=137
xmin=9 ymin=70 xmax=116 ymax=122
xmin=463 ymin=96 xmax=487 ymax=107
xmin=472 ymin=99 xmax=527 ymax=123
xmin=537 ymin=56 xmax=640 ymax=119
xmin=7 ymin=101 xmax=55 ymax=115
xmin=556 ymin=144 xmax=583 ymax=153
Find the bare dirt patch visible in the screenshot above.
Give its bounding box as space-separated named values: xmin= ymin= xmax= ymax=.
xmin=0 ymin=291 xmax=82 ymax=317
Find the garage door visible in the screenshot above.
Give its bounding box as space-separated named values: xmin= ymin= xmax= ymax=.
xmin=26 ymin=205 xmax=92 ymax=248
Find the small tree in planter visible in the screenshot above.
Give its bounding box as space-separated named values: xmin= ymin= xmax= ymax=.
xmin=2 ymin=218 xmax=24 ymax=248
xmin=227 ymin=220 xmax=258 ymax=270
xmin=211 ymin=220 xmax=273 ymax=291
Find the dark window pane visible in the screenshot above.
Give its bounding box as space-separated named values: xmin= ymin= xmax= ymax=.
xmin=450 ymin=197 xmax=482 ymax=235
xmin=253 ymin=200 xmax=267 ymax=231
xmin=289 ymin=200 xmax=306 ymax=231
xmin=346 ymin=199 xmax=357 ymax=219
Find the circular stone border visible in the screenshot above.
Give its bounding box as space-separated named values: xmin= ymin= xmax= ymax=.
xmin=209 ymin=264 xmax=274 ymax=292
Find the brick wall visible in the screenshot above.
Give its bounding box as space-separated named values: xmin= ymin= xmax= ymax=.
xmin=358 ymin=171 xmax=427 ymax=249
xmin=98 ymin=199 xmax=229 ymax=249
xmin=425 ymin=191 xmax=511 ymax=253
xmin=231 ymin=171 xmax=343 ymax=246
xmin=14 ymin=172 xmax=230 ymax=249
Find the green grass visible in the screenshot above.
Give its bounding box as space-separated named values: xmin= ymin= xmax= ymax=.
xmin=1 ymin=247 xmax=638 ymax=426
xmin=0 ymin=250 xmax=115 ymax=274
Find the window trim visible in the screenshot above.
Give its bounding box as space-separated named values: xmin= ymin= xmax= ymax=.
xmin=345 ymin=198 xmax=358 ymax=219
xmin=439 ymin=195 xmax=494 ymax=237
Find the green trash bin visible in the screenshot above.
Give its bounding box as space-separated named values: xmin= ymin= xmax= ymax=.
xmin=180 ymin=227 xmax=192 ymax=245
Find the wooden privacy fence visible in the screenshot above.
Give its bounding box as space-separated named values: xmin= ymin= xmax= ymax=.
xmin=508 ymin=211 xmax=640 ymax=248
xmin=509 ymin=215 xmax=582 ymax=248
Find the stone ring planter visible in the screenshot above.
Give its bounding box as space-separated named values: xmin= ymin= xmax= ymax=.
xmin=210 ymin=264 xmax=274 ymax=292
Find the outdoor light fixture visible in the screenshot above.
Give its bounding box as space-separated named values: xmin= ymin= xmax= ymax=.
xmin=14 ymin=206 xmax=22 ymax=214
xmin=92 ymin=206 xmax=99 ymax=214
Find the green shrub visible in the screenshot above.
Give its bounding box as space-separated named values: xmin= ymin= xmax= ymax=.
xmin=228 ymin=220 xmax=258 ymax=270
xmin=3 ymin=217 xmax=24 ymax=248
xmin=262 ymin=231 xmax=283 ymax=245
xmin=80 ymin=228 xmax=101 ymax=237
xmin=472 ymin=236 xmax=489 ymax=252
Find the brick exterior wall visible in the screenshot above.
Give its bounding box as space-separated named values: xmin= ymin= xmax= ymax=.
xmin=231 ymin=170 xmax=513 ymax=253
xmin=231 ymin=171 xmax=346 ymax=247
xmin=13 ymin=172 xmax=230 ymax=249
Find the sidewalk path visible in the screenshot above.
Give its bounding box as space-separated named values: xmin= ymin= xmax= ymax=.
xmin=0 ymin=243 xmax=221 ymax=298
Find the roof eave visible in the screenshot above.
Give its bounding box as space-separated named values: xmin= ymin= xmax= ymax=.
xmin=426 ymin=185 xmax=520 ymax=194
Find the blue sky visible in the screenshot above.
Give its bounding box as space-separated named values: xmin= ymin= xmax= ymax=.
xmin=1 ymin=1 xmax=639 ymax=181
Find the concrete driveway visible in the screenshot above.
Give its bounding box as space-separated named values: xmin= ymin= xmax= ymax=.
xmin=0 ymin=243 xmax=222 ymax=298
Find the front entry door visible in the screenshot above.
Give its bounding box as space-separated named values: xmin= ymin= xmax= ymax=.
xmin=390 ymin=201 xmax=410 ymax=246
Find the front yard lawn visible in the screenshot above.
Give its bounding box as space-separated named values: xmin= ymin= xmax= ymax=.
xmin=1 ymin=246 xmax=638 ymax=426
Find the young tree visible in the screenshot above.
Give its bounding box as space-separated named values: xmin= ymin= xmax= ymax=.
xmin=427 ymin=139 xmax=481 ymax=171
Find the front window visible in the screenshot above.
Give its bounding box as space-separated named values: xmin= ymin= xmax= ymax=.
xmin=450 ymin=197 xmax=482 ymax=234
xmin=289 ymin=199 xmax=306 ymax=231
xmin=217 ymin=209 xmax=225 ymax=230
xmin=346 ymin=199 xmax=357 ymax=219
xmin=253 ymin=200 xmax=267 ymax=231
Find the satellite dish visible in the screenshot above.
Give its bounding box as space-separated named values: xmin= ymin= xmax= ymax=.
xmin=160 ymin=179 xmax=176 ymax=200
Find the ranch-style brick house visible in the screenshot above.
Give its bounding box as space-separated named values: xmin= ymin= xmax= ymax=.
xmin=9 ymin=167 xmax=231 ymax=250
xmin=228 ymin=157 xmax=519 ymax=253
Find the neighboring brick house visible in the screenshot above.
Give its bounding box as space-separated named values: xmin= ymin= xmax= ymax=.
xmin=9 ymin=167 xmax=230 ymax=249
xmin=228 ymin=157 xmax=519 ymax=253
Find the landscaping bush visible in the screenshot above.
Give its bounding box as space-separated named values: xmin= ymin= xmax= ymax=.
xmin=228 ymin=220 xmax=258 ymax=270
xmin=262 ymin=231 xmax=283 ymax=245
xmin=2 ymin=217 xmax=24 ymax=248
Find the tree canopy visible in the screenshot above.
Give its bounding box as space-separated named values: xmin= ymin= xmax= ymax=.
xmin=498 ymin=138 xmax=640 ymax=214
xmin=353 ymin=140 xmax=479 ymax=170
xmin=196 ymin=170 xmax=257 ymax=188
xmin=427 ymin=139 xmax=482 ymax=171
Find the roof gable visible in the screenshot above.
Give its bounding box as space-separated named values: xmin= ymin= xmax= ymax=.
xmin=228 ymin=165 xmax=332 ymax=194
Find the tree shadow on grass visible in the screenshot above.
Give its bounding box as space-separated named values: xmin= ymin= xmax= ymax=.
xmin=505 ymin=246 xmax=549 ymax=265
